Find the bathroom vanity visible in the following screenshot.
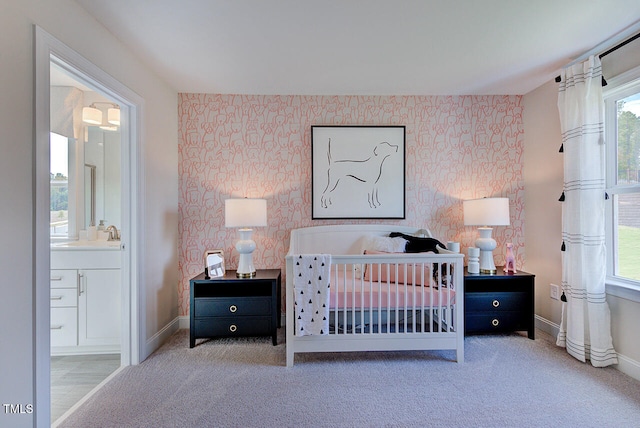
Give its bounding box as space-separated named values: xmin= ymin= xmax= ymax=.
xmin=50 ymin=241 xmax=121 ymax=355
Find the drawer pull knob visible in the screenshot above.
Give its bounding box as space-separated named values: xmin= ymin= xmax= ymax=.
xmin=51 ymin=325 xmax=63 ymax=330
xmin=50 ymin=295 xmax=63 ymax=301
xmin=492 ymin=299 xmax=500 ymax=308
xmin=229 ymin=305 xmax=237 ymax=313
xmin=492 ymin=318 xmax=500 ymax=327
xmin=229 ymin=324 xmax=237 ymax=332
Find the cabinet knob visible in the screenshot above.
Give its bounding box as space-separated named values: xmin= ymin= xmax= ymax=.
xmin=229 ymin=305 xmax=237 ymax=313
xmin=492 ymin=299 xmax=500 ymax=308
xmin=229 ymin=324 xmax=237 ymax=333
xmin=491 ymin=318 xmax=500 ymax=327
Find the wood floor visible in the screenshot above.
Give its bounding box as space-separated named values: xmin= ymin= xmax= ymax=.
xmin=51 ymin=354 xmax=120 ymax=423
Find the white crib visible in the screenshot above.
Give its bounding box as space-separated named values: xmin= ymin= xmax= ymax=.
xmin=285 ymin=224 xmax=465 ymax=367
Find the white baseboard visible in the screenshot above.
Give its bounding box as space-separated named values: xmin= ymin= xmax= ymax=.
xmin=535 ymin=314 xmax=560 ymax=338
xmin=51 ymin=344 xmax=120 ymax=356
xmin=535 ymin=315 xmax=640 ymax=381
xmin=615 ymin=351 xmax=640 ymax=380
xmin=179 ymin=315 xmax=190 ymax=329
xmin=143 ymin=317 xmax=181 ymax=359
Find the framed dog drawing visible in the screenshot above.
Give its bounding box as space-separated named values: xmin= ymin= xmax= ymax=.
xmin=311 ymin=125 xmax=405 ymax=219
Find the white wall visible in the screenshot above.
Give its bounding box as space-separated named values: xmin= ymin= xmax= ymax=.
xmin=0 ymin=1 xmax=178 ymax=426
xmin=522 ymin=80 xmax=564 ymax=326
xmin=0 ymin=3 xmax=35 ymax=426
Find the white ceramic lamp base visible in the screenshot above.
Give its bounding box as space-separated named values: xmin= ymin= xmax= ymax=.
xmin=235 ymin=228 xmax=256 ymax=278
xmin=475 ymin=227 xmax=497 ymax=274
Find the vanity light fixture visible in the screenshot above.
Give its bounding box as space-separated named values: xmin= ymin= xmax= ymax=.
xmin=82 ymin=105 xmax=102 ymax=125
xmin=463 ymin=197 xmax=510 ymax=274
xmin=225 ymin=198 xmax=268 ymax=278
xmin=107 ymin=107 xmax=120 ymax=126
xmin=82 ymin=102 xmax=121 ymax=130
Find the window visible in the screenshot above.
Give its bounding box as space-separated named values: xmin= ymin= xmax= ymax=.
xmin=50 ymin=132 xmax=69 ymax=237
xmin=604 ymin=67 xmax=640 ymax=287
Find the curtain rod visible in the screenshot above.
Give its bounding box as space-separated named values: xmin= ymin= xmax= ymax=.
xmin=598 ymin=31 xmax=640 ymax=58
xmin=555 ymin=27 xmax=640 ymax=83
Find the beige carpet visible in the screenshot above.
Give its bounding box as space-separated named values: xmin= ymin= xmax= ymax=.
xmin=58 ymin=328 xmax=640 ymax=427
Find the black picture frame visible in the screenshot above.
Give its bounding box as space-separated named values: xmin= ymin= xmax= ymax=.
xmin=311 ymin=125 xmax=406 ymax=219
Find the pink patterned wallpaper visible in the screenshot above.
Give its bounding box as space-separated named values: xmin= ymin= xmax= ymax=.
xmin=178 ymin=94 xmax=525 ymax=316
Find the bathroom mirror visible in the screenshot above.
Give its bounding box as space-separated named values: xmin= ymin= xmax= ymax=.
xmin=85 ymin=126 xmax=121 ymax=230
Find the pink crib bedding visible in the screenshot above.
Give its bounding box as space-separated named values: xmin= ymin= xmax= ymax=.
xmin=329 ymin=267 xmax=456 ymax=310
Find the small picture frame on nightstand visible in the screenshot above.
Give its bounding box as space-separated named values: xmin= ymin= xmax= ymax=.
xmin=204 ymin=249 xmax=225 ymax=279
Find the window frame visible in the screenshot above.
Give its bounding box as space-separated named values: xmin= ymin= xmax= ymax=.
xmin=603 ymin=65 xmax=640 ymax=301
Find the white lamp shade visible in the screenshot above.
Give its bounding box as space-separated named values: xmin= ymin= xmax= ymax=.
xmin=107 ymin=107 xmax=120 ymax=126
xmin=463 ymin=197 xmax=510 ymax=226
xmin=82 ymin=106 xmax=102 ymax=125
xmin=225 ymin=199 xmax=267 ymax=228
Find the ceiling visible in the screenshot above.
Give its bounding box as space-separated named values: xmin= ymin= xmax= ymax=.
xmin=75 ymin=0 xmax=640 ymax=96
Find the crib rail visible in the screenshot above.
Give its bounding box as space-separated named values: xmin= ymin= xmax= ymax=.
xmin=329 ymin=254 xmax=458 ymax=334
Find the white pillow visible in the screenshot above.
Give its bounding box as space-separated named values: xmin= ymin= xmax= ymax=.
xmin=353 ymin=235 xmax=407 ymax=278
xmin=362 ymin=235 xmax=408 ymax=253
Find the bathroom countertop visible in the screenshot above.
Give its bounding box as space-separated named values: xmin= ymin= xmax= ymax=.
xmin=51 ymin=240 xmax=122 ymax=250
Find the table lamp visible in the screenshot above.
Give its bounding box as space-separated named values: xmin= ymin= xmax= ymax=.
xmin=463 ymin=197 xmax=510 ymax=274
xmin=225 ymin=198 xmax=267 ymax=278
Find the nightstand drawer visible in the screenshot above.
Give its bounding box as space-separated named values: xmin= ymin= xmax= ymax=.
xmin=194 ymin=297 xmax=271 ymax=317
xmin=194 ymin=316 xmax=272 ymax=337
xmin=465 ymin=292 xmax=528 ymax=312
xmin=466 ymin=312 xmax=528 ymax=333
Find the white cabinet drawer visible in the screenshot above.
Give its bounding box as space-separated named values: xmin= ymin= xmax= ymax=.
xmin=50 ymin=288 xmax=77 ymax=308
xmin=50 ymin=269 xmax=78 ymax=289
xmin=51 ymin=307 xmax=78 ymax=347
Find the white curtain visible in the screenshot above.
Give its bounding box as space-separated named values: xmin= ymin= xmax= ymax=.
xmin=556 ymin=55 xmax=617 ymax=367
xmin=51 ymin=86 xmax=83 ymax=139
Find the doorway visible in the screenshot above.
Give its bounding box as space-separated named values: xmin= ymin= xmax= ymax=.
xmin=49 ymin=63 xmax=123 ymax=422
xmin=35 ymin=26 xmax=142 ymax=427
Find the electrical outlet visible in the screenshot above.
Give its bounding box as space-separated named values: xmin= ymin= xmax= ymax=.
xmin=550 ymin=283 xmax=560 ymax=300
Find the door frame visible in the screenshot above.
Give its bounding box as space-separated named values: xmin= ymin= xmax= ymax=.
xmin=34 ymin=26 xmax=144 ymax=426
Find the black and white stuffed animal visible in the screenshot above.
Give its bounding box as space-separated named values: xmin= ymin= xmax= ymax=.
xmin=389 ymin=232 xmax=452 ymax=287
xmin=389 ymin=232 xmax=447 ymax=253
